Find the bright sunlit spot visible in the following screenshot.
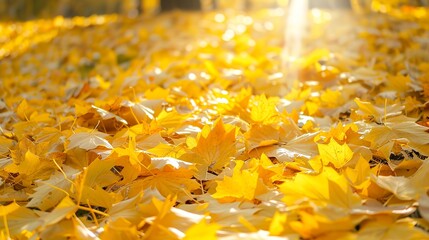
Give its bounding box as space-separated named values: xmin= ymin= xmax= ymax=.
xmin=283 ymin=0 xmax=309 ymax=88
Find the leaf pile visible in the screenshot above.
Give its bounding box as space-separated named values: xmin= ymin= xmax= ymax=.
xmin=1 ymin=9 xmax=429 ymax=239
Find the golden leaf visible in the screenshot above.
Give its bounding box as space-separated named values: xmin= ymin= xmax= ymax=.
xmin=318 ymin=139 xmax=354 ymax=168
xmin=280 ymin=167 xmax=360 ymax=209
xmin=182 ymin=119 xmax=237 ymax=178
xmin=212 ymin=160 xmax=267 ymax=202
xmin=183 ymin=219 xmax=221 ymax=240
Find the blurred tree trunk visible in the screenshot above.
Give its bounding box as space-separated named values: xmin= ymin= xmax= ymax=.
xmin=0 ymin=0 xmax=125 ymax=20
xmin=160 ymin=0 xmax=201 ymax=11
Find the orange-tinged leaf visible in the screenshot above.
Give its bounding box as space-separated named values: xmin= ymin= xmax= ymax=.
xmin=252 ymin=154 xmax=284 ymax=185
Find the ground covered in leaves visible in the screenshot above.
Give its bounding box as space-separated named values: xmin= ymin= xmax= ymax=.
xmin=1 ymin=8 xmax=429 ymax=240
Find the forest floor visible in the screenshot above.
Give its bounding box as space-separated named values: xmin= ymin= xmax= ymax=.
xmin=1 ymin=8 xmax=429 ymax=239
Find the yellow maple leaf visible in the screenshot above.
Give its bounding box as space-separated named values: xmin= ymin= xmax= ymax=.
xmin=113 ymin=135 xmax=144 ymax=166
xmin=249 ymin=95 xmax=280 ymax=125
xmin=345 ymin=155 xmax=371 ymax=189
xmin=183 ymin=218 xmax=221 ymax=240
xmin=122 ymin=157 xmax=198 ymax=201
xmin=110 ymin=135 xmax=151 ymax=184
xmin=280 ymin=167 xmax=360 ymax=209
xmin=182 ymin=119 xmax=237 ymax=178
xmin=156 ymin=108 xmax=191 ymax=130
xmin=289 ymin=211 xmax=358 ymax=239
xmin=318 ymin=139 xmax=353 ymax=168
xmin=212 ymin=160 xmax=266 ymax=202
xmin=247 ymin=154 xmax=284 ymax=186
xmin=304 ymin=100 xmax=320 ymax=116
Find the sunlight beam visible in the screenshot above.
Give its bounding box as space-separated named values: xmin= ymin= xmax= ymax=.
xmin=283 ymin=0 xmax=309 ymax=89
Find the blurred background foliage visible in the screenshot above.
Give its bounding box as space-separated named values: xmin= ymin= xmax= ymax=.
xmin=0 ymin=0 xmax=259 ymax=21
xmin=0 ymin=0 xmax=353 ymax=21
xmin=0 ymin=0 xmax=145 ymax=21
xmin=4 ymin=0 xmax=426 ymax=21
